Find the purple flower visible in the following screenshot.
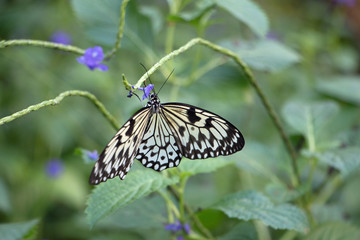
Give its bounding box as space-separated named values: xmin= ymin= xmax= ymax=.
xmin=333 ymin=0 xmax=356 ymax=7
xmin=86 ymin=150 xmax=99 ymax=160
xmin=138 ymin=84 xmax=154 ymax=100
xmin=45 ymin=159 xmax=64 ymax=178
xmin=183 ymin=223 xmax=191 ymax=235
xmin=165 ymin=220 xmax=183 ymax=232
xmin=164 ymin=220 xmax=191 ymax=239
xmin=50 ymin=31 xmax=72 ymax=45
xmin=77 ymin=46 xmax=108 ymax=71
xmin=127 ymin=90 xmax=133 ymax=98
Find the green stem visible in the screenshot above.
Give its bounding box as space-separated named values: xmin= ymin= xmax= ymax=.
xmin=133 ymin=37 xmax=300 ymax=185
xmin=0 ymin=39 xmax=84 ymax=54
xmin=105 ymin=0 xmax=130 ymax=59
xmin=169 ymin=186 xmax=214 ymax=239
xmin=0 ymin=90 xmax=120 ymax=130
xmin=178 ymin=175 xmax=188 ymax=222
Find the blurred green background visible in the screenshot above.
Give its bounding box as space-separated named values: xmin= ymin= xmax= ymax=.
xmin=1 ymin=0 xmax=360 ymax=239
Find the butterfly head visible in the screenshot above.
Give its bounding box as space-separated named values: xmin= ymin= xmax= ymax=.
xmin=147 ymin=93 xmax=160 ymax=113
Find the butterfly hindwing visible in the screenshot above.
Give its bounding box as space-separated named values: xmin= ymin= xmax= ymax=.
xmin=135 ymin=112 xmax=183 ymax=171
xmin=161 ymin=103 xmax=245 ymax=159
xmin=89 ymin=107 xmax=151 ymax=185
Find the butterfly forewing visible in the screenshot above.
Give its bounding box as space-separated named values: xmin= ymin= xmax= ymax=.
xmin=89 ymin=107 xmax=151 ymax=185
xmin=161 ymin=103 xmax=245 ymax=159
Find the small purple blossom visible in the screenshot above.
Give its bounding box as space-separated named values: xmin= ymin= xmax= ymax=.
xmin=86 ymin=150 xmax=99 ymax=160
xmin=165 ymin=220 xmax=191 ymax=239
xmin=165 ymin=220 xmax=183 ymax=232
xmin=333 ymin=0 xmax=356 ymax=7
xmin=138 ymin=84 xmax=154 ymax=100
xmin=45 ymin=159 xmax=64 ymax=178
xmin=127 ymin=90 xmax=133 ymax=98
xmin=183 ymin=223 xmax=191 ymax=235
xmin=50 ymin=31 xmax=72 ymax=45
xmin=77 ymin=46 xmax=108 ymax=71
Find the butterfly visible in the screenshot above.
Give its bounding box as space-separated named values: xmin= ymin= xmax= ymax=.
xmin=89 ymin=84 xmax=245 ymax=185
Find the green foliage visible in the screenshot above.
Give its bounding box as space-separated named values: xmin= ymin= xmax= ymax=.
xmin=314 ymin=147 xmax=360 ymax=178
xmin=86 ymin=170 xmax=179 ymax=227
xmin=1 ymin=0 xmax=360 ymax=239
xmin=0 ymin=219 xmax=39 ymax=240
xmin=179 ymin=158 xmax=233 ymax=175
xmin=317 ymin=76 xmax=360 ymax=105
xmin=212 ymin=190 xmax=309 ymax=232
xmin=216 ymin=0 xmax=269 ymax=37
xmin=282 ymin=101 xmax=339 ymax=151
xmin=304 ymin=222 xmax=360 ymax=240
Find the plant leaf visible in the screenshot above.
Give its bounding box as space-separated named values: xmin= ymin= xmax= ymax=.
xmin=86 ymin=170 xmax=179 ymax=228
xmin=0 ymin=219 xmax=39 ymax=240
xmin=304 ymin=222 xmax=360 ymax=240
xmin=218 ymin=222 xmax=257 ymax=240
xmin=95 ymin=195 xmax=167 ymax=229
xmin=219 ymin=39 xmax=300 ymax=72
xmin=314 ymin=147 xmax=360 ymax=178
xmin=71 ymin=0 xmax=122 ymax=46
xmin=179 ymin=158 xmax=233 ymax=175
xmin=71 ymin=0 xmax=154 ymax=52
xmin=282 ymin=101 xmax=339 ymax=151
xmin=317 ymin=76 xmax=360 ymax=105
xmin=212 ymin=190 xmax=309 ymax=232
xmin=216 ymin=0 xmax=269 ymax=37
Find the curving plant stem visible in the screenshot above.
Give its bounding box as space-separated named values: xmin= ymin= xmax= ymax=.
xmin=0 ymin=90 xmax=120 ymax=130
xmin=133 ymin=37 xmax=300 ymax=185
xmin=0 ymin=39 xmax=85 ymax=54
xmin=105 ymin=0 xmax=130 ymax=59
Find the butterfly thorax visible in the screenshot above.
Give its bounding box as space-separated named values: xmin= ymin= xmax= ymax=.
xmin=147 ymin=93 xmax=160 ymax=114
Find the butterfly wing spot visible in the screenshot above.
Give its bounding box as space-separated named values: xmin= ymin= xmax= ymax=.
xmin=187 ymin=107 xmax=201 ymax=123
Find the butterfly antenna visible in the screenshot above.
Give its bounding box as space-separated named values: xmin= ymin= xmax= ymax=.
xmin=157 ymin=68 xmax=174 ymax=95
xmin=129 ymin=91 xmax=142 ymax=103
xmin=140 ymin=63 xmax=156 ymax=93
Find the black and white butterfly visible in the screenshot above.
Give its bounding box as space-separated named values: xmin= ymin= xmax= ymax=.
xmin=89 ymin=85 xmax=245 ymax=185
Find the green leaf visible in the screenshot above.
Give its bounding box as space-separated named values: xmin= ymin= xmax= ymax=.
xmin=218 ymin=222 xmax=257 ymax=240
xmin=212 ymin=190 xmax=309 ymax=232
xmin=311 ymin=204 xmax=344 ymax=224
xmin=216 ymin=0 xmax=269 ymax=37
xmin=219 ymin=39 xmax=300 ymax=72
xmin=234 ymin=141 xmax=287 ymax=182
xmin=304 ymin=222 xmax=360 ymax=240
xmin=317 ymin=76 xmax=360 ymax=105
xmin=314 ymin=147 xmax=360 ymax=178
xmin=171 ymin=0 xmax=214 ymax=22
xmin=86 ymin=170 xmax=179 ymax=228
xmin=282 ymin=101 xmax=339 ymax=151
xmin=179 ymin=158 xmax=233 ymax=175
xmin=71 ymin=0 xmax=122 ymax=46
xmin=0 ymin=219 xmax=39 ymax=240
xmin=265 ymin=182 xmax=310 ymax=203
xmin=71 ymin=0 xmax=153 ymax=51
xmin=96 ymin=195 xmax=167 ymax=229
